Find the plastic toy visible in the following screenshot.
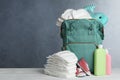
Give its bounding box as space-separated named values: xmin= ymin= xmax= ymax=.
xmin=84 ymin=5 xmax=108 ymax=26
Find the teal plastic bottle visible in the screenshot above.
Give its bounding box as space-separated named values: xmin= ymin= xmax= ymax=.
xmin=94 ymin=45 xmax=106 ymax=76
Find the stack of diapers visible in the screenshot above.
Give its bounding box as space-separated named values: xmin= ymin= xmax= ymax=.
xmin=56 ymin=9 xmax=92 ymax=27
xmin=44 ymin=51 xmax=78 ymax=78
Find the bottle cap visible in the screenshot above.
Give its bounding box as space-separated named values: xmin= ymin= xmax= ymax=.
xmin=105 ymin=49 xmax=109 ymax=54
xmin=98 ymin=44 xmax=103 ymax=48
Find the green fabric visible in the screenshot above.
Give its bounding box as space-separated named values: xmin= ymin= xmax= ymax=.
xmin=61 ymin=19 xmax=104 ymax=73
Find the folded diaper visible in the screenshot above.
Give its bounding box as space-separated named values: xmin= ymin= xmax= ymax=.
xmin=56 ymin=9 xmax=92 ymax=27
xmin=44 ymin=50 xmax=78 ymax=78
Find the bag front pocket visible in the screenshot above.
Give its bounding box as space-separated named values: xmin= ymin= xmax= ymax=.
xmin=63 ymin=42 xmax=97 ymax=73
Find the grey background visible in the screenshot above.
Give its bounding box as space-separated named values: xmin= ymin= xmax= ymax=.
xmin=0 ymin=0 xmax=119 ymax=68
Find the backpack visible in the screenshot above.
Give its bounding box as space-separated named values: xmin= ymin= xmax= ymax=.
xmin=60 ymin=19 xmax=104 ymax=73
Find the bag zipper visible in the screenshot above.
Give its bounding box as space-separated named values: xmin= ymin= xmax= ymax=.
xmin=63 ymin=42 xmax=98 ymax=50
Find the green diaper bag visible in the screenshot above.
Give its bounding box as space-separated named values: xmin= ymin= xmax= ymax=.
xmin=61 ymin=19 xmax=104 ymax=73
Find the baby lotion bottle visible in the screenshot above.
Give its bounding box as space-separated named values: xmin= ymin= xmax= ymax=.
xmin=94 ymin=45 xmax=106 ymax=76
xmin=106 ymin=49 xmax=111 ymax=75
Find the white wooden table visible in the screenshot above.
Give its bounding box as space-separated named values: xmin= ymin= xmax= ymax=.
xmin=0 ymin=68 xmax=119 ymax=80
